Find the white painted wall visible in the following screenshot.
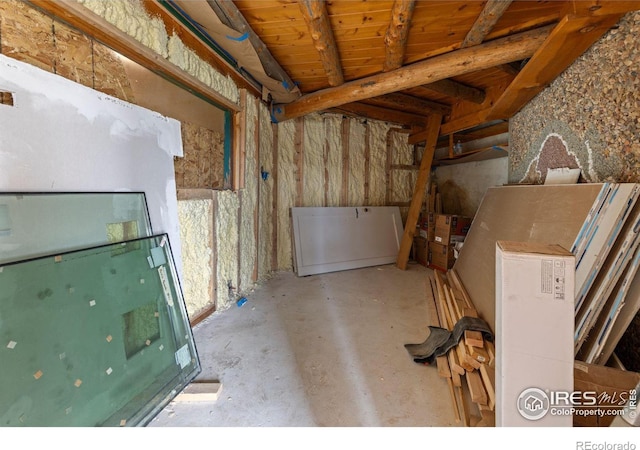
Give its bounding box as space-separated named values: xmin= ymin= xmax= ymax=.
xmin=435 ymin=157 xmax=508 ymax=218
xmin=0 ymin=55 xmax=184 ymax=273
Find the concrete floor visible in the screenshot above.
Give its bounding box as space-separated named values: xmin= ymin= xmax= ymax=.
xmin=149 ymin=263 xmax=456 ymax=427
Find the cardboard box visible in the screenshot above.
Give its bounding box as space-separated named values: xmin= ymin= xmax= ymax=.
xmin=413 ymin=236 xmax=428 ymax=266
xmin=418 ymin=212 xmax=435 ymax=242
xmin=573 ymin=361 xmax=640 ymax=427
xmin=495 ymin=241 xmax=575 ymax=427
xmin=434 ymin=214 xmax=472 ymax=244
xmin=428 ymin=241 xmax=454 ymax=271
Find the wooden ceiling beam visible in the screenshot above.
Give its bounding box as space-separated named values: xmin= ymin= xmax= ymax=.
xmin=488 ymin=13 xmax=624 ymax=120
xmin=461 ymin=0 xmax=513 ymax=48
xmin=328 ymin=102 xmax=428 ymax=127
xmin=206 ymin=0 xmax=299 ymax=94
xmin=362 ymin=92 xmax=451 ymax=116
xmin=297 ymin=0 xmax=344 ymax=86
xmin=419 ymin=79 xmax=486 ymax=104
xmin=272 ymin=24 xmax=553 ymax=122
xmin=383 ymin=0 xmax=416 ymax=72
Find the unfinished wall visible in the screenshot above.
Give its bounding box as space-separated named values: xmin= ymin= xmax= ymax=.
xmin=258 ymin=103 xmax=275 ymax=280
xmin=177 ymin=197 xmax=214 ymax=319
xmin=239 ymin=96 xmax=259 ymax=293
xmin=435 ymin=157 xmax=508 ymax=218
xmin=78 ymin=0 xmax=238 ymax=103
xmin=3 ymin=0 xmax=428 ymax=316
xmin=510 ymin=11 xmax=640 ymax=184
xmin=271 ymin=114 xmax=417 ymax=271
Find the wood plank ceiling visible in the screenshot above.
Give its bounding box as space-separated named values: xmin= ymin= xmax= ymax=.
xmin=30 ymin=0 xmax=640 ymax=147
xmin=168 ymin=0 xmax=640 ymax=146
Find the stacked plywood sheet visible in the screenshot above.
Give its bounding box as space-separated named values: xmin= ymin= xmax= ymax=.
xmin=453 ymin=183 xmax=640 ymax=386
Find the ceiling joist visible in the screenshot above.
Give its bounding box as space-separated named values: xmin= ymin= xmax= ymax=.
xmin=298 ymin=0 xmax=344 ymax=87
xmin=461 ymin=0 xmax=514 ymax=48
xmin=362 ymin=92 xmax=451 ymax=116
xmin=272 ymin=24 xmax=553 ymax=122
xmin=329 ymin=102 xmax=427 ymax=127
xmin=418 ymin=79 xmax=486 ymax=105
xmin=382 ymin=0 xmax=416 ymax=72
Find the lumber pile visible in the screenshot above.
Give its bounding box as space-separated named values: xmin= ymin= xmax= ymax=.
xmin=428 ymin=268 xmax=495 ymax=426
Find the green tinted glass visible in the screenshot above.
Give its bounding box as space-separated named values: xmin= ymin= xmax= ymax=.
xmin=0 ymin=234 xmax=200 ymax=426
xmin=0 ymin=193 xmax=152 ymax=264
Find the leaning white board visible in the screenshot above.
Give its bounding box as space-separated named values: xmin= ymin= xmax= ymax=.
xmin=0 ymin=54 xmax=184 ymax=275
xmin=291 ymin=206 xmax=404 ymax=276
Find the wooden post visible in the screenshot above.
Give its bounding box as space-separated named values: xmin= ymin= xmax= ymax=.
xmin=253 ymin=97 xmax=260 ymax=282
xmin=396 ymin=114 xmax=442 ymax=270
xmin=271 ymin=123 xmax=279 ymax=271
xmin=364 ymin=121 xmax=371 ymax=205
xmin=294 ymin=118 xmax=304 ymax=207
xmin=323 ymin=117 xmax=330 ymax=207
xmin=340 ymin=118 xmax=350 ymax=206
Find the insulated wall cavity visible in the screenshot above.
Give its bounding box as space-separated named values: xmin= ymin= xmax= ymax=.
xmin=78 ymin=0 xmax=239 ymax=104
xmin=347 ymin=119 xmax=367 ymax=207
xmin=177 ymin=198 xmax=214 ymax=318
xmin=324 ymin=115 xmax=343 ymax=207
xmin=368 ymin=121 xmax=391 ymax=206
xmin=239 ymin=97 xmax=258 ymax=292
xmin=277 ymin=120 xmax=296 ymax=270
xmin=258 ymin=103 xmax=274 ymax=279
xmin=214 ymin=190 xmax=239 ymax=310
xmin=302 ymin=114 xmax=325 ymax=207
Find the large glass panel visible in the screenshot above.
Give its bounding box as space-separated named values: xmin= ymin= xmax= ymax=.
xmin=0 ymin=234 xmax=200 ymax=426
xmin=0 ymin=192 xmax=152 ymax=264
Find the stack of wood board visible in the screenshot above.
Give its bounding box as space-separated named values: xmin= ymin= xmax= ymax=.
xmin=428 ymin=270 xmax=496 ymax=427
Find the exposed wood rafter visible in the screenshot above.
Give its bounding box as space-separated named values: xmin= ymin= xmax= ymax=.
xmin=298 ymin=0 xmax=344 ymax=87
xmin=419 ymin=79 xmax=486 ymax=104
xmin=363 ymin=92 xmax=451 ymax=116
xmin=206 ymin=0 xmax=299 ymax=94
xmin=329 ymin=102 xmax=427 ymax=127
xmin=383 ymin=0 xmax=416 ymax=72
xmin=272 ymin=25 xmax=553 ymax=122
xmin=489 ymin=13 xmax=625 ymax=120
xmin=461 ymin=0 xmax=514 ymax=48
